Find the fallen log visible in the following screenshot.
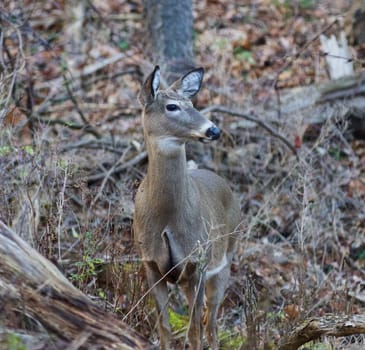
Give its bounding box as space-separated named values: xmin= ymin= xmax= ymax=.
xmin=278 ymin=314 xmax=365 ymax=350
xmin=271 ymin=71 xmax=365 ymax=125
xmin=0 ymin=221 xmax=153 ymax=350
xmin=248 ymin=71 xmax=365 ymax=145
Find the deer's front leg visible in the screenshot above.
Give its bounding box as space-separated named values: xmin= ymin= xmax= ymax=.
xmin=204 ymin=263 xmax=231 ymax=350
xmin=145 ymin=261 xmax=171 ymax=350
xmin=180 ymin=263 xmax=205 ymax=350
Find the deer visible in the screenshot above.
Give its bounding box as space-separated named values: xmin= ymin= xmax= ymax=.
xmin=133 ymin=66 xmax=241 ymax=350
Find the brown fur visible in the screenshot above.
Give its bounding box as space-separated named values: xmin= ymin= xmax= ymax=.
xmin=133 ymin=67 xmax=240 ymax=350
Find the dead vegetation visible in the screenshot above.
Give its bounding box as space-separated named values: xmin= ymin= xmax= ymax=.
xmin=1 ymin=1 xmax=365 ymax=349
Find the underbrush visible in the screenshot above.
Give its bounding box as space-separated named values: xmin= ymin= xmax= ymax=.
xmin=1 ymin=108 xmax=364 ymax=349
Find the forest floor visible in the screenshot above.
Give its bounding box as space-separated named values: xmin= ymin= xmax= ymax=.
xmin=1 ymin=0 xmax=365 ymax=349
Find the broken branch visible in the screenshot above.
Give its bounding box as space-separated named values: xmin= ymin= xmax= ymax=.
xmin=202 ymin=105 xmax=298 ymax=158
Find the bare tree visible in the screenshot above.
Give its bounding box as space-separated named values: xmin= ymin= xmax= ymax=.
xmin=142 ymin=0 xmax=194 ymax=84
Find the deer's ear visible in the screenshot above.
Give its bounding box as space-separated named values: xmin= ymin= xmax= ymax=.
xmin=138 ymin=66 xmax=160 ymax=106
xmin=171 ymin=68 xmax=204 ymax=99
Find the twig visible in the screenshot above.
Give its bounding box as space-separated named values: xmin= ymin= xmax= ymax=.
xmin=319 ymin=51 xmax=365 ymax=65
xmin=30 ymin=116 xmax=101 ymax=138
xmin=36 ymin=52 xmax=133 ymax=92
xmin=0 ymin=7 xmax=51 ymax=51
xmin=319 ymin=84 xmax=365 ymax=102
xmin=62 ymin=73 xmax=101 ymax=139
xmin=201 ymin=105 xmax=298 ymax=158
xmin=63 ymin=68 xmax=139 ymax=98
xmin=81 ymin=52 xmax=127 ymax=77
xmin=62 ymin=138 xmax=129 ymax=154
xmin=0 ymin=15 xmax=26 ymax=125
xmin=275 ymin=16 xmax=340 ymax=83
xmin=271 ymin=16 xmax=340 ymax=119
xmin=0 ymin=27 xmax=6 ymax=70
xmin=86 ymin=0 xmax=136 ymax=48
xmin=88 ymin=13 xmax=142 ymax=21
xmin=86 ymin=151 xmax=148 ymax=183
xmin=57 ymin=162 xmax=68 ymax=262
xmin=90 ymin=145 xmax=133 ymax=207
xmin=0 ymin=56 xmax=21 ymax=125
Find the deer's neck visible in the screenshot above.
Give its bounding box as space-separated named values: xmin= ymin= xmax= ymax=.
xmin=145 ymin=138 xmax=191 ymax=212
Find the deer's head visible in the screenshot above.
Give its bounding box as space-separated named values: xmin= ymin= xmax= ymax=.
xmin=139 ymin=66 xmax=221 ymax=145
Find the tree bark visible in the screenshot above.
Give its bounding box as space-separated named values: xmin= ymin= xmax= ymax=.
xmin=345 ymin=0 xmax=365 ymax=45
xmin=0 ymin=221 xmax=153 ymax=350
xmin=142 ymin=0 xmax=194 ymax=84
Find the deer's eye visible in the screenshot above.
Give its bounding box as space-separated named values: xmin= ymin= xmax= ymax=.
xmin=166 ymin=104 xmax=180 ymax=111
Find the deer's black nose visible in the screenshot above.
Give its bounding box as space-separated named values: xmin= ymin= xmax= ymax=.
xmin=205 ymin=126 xmax=221 ymax=140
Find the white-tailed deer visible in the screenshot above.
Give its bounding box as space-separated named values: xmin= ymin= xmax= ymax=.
xmin=133 ymin=66 xmax=240 ymax=350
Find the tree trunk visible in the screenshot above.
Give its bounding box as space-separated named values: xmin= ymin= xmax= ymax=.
xmin=345 ymin=0 xmax=365 ymax=45
xmin=0 ymin=221 xmax=153 ymax=350
xmin=142 ymin=0 xmax=194 ymax=84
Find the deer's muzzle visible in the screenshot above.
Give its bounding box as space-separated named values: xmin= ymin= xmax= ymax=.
xmin=205 ymin=126 xmax=221 ymax=140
